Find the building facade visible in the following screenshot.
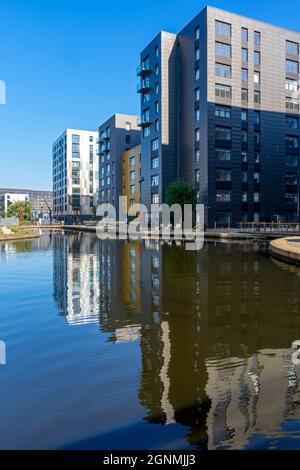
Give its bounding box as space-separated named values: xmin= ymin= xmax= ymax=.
xmin=52 ymin=129 xmax=98 ymax=222
xmin=0 ymin=188 xmax=52 ymax=219
xmin=0 ymin=192 xmax=29 ymax=217
xmin=138 ymin=6 xmax=300 ymax=227
xmin=122 ymin=144 xmax=141 ymax=215
xmin=97 ymin=114 xmax=140 ymax=216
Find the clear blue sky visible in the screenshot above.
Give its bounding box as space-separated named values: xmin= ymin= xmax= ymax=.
xmin=0 ymin=0 xmax=299 ymax=190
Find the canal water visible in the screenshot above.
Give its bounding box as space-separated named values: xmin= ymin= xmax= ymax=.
xmin=1 ymin=231 xmax=300 ymax=450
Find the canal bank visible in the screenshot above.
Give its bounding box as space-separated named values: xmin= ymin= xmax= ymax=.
xmin=269 ymin=237 xmax=300 ymax=266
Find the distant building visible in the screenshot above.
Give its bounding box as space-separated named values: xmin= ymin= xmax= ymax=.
xmin=122 ymin=144 xmax=141 ymax=215
xmin=97 ymin=114 xmax=140 ymax=216
xmin=0 ymin=192 xmax=29 ymax=217
xmin=0 ymin=188 xmax=52 ymax=220
xmin=52 ymin=129 xmax=98 ymax=222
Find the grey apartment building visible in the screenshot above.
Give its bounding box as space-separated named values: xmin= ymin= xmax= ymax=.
xmin=0 ymin=188 xmax=53 ymax=218
xmin=97 ymin=114 xmax=140 ymax=215
xmin=138 ymin=6 xmax=300 ymax=227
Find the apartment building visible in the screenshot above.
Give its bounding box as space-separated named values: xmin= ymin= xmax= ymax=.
xmin=52 ymin=129 xmax=98 ymax=222
xmin=97 ymin=114 xmax=140 ymax=216
xmin=138 ymin=6 xmax=300 ymax=227
xmin=122 ymin=144 xmax=141 ymax=214
xmin=0 ymin=188 xmax=52 ymax=219
xmin=0 ymin=192 xmax=29 ymax=217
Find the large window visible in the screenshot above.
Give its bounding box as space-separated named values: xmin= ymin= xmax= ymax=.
xmin=254 ymin=51 xmax=260 ymax=65
xmin=130 ymin=156 xmax=136 ymax=167
xmin=241 ymin=48 xmax=248 ymax=62
xmin=286 ymin=174 xmax=298 ymax=185
xmin=286 ymin=135 xmax=299 ymax=148
xmin=151 ymin=138 xmax=159 ymax=151
xmin=286 ymin=116 xmax=299 ymax=129
xmin=216 ymin=169 xmax=231 ymax=181
xmin=216 ymin=149 xmax=231 ymax=161
xmin=151 ymin=156 xmax=159 ymax=169
xmin=215 ymin=20 xmax=231 ymax=37
xmin=215 ymin=42 xmax=231 ymax=58
xmin=216 ymin=126 xmax=231 ymax=140
xmin=242 ymin=89 xmax=248 ymax=102
xmin=241 ymin=28 xmax=248 ymax=42
xmin=286 ymin=41 xmax=299 ymax=56
xmin=286 ymin=98 xmax=299 ymax=111
xmin=286 ymin=79 xmax=298 ymax=92
xmin=242 ymin=68 xmax=248 ymax=81
xmin=130 ymin=170 xmax=136 ymax=181
xmin=286 ymin=60 xmax=299 ymax=74
xmin=216 ymin=191 xmax=231 ymax=202
xmin=72 ymin=134 xmax=80 ymax=143
xmin=215 ymin=63 xmax=231 ymax=78
xmin=215 ymin=105 xmax=231 ymax=118
xmin=254 ymin=91 xmax=261 ymax=104
xmin=254 ymin=31 xmax=261 ymax=45
xmin=254 ymin=111 xmax=260 ymax=124
xmin=151 ymin=175 xmax=159 ymax=187
xmin=254 ymin=72 xmax=260 ymax=84
xmin=215 ymin=84 xmax=231 ymax=99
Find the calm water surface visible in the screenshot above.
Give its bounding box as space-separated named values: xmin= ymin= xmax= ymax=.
xmin=1 ymin=231 xmax=300 ymax=450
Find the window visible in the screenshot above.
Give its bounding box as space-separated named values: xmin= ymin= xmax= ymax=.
xmin=242 ymin=89 xmax=248 ymax=102
xmin=125 ymin=122 xmax=131 ymax=131
xmin=216 ymin=126 xmax=231 ymax=140
xmin=130 ymin=156 xmax=136 ymax=167
xmin=126 ymin=134 xmax=131 ymax=144
xmin=155 ymin=119 xmax=159 ymax=132
xmin=106 ymin=164 xmax=110 ymax=175
xmin=286 ymin=193 xmax=298 ymax=203
xmin=195 ymin=47 xmax=200 ymax=60
xmin=151 ymin=156 xmax=159 ymax=169
xmin=241 ymin=28 xmax=248 ymax=42
xmin=155 ymin=83 xmax=159 ymax=94
xmin=143 ymin=93 xmax=150 ymax=104
xmin=254 ymin=172 xmax=260 ymax=183
xmin=152 ymin=193 xmax=159 ymax=204
xmin=143 ymin=127 xmax=150 ymax=138
xmin=242 ymin=151 xmax=248 ymax=162
xmin=254 ymin=51 xmax=260 ymax=65
xmin=72 ymin=152 xmax=80 ymax=159
xmin=72 ymin=134 xmax=80 ymax=143
xmin=195 ymin=26 xmax=199 ymax=40
xmin=286 ymin=116 xmax=299 ymax=129
xmin=242 ymin=130 xmax=248 ymax=142
xmin=215 ymin=20 xmax=231 ymax=37
xmin=241 ymin=109 xmax=248 ymax=121
xmin=151 ymin=175 xmax=159 ymax=187
xmin=215 ymin=84 xmax=231 ymax=99
xmin=155 ymin=101 xmax=159 ymax=113
xmin=195 ymin=67 xmax=200 ymax=80
xmin=254 ymin=152 xmax=260 ymax=163
xmin=151 ymin=138 xmax=159 ymax=151
xmin=216 ymin=191 xmax=231 ymax=202
xmin=195 ymin=149 xmax=200 ymax=162
xmin=286 ymin=135 xmax=299 ymax=148
xmin=155 ymin=64 xmax=159 ymax=75
xmin=286 ymin=40 xmax=299 ymax=56
xmin=216 ymin=169 xmax=231 ymax=181
xmin=286 ymin=155 xmax=297 ymax=166
xmin=195 ymin=87 xmax=200 ymax=101
xmin=215 ymin=63 xmax=231 ymax=78
xmin=241 ymin=48 xmax=248 ymax=62
xmin=195 ymin=109 xmax=200 ymax=121
xmin=215 ymin=42 xmax=231 ymax=58
xmin=254 ymin=91 xmax=261 ymax=104
xmin=72 ymin=143 xmax=80 ymax=151
xmin=286 ymin=174 xmax=298 ymax=185
xmin=130 ymin=185 xmax=135 ymax=194
xmin=286 ymin=98 xmax=299 ymax=111
xmin=195 ymin=169 xmax=200 ymax=183
xmin=242 ymin=68 xmax=248 ymax=81
xmin=195 ymin=128 xmax=200 ymax=142
xmin=216 ymin=149 xmax=231 ymax=161
xmin=254 ymin=72 xmax=260 ymax=84
xmin=242 ymin=192 xmax=248 ymax=202
xmin=254 ymin=132 xmax=260 ymax=144
xmin=242 ymin=171 xmax=248 ymax=182
xmin=155 ymin=46 xmax=159 ymax=57
xmin=254 ymin=192 xmax=260 ymax=202
xmin=215 ymin=105 xmax=231 ymax=118
xmin=89 ymin=136 xmax=93 ymax=142
xmin=130 ymin=170 xmax=136 ymax=181
xmin=254 ymin=31 xmax=261 ymax=45
xmin=286 ymin=60 xmax=299 ymax=74
xmin=286 ymin=79 xmax=298 ymax=92
xmin=254 ymin=111 xmax=260 ymax=124
xmin=106 ymin=176 xmax=110 ymax=185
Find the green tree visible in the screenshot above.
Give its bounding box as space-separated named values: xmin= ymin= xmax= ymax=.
xmin=6 ymin=200 xmax=33 ymax=223
xmin=165 ymin=179 xmax=197 ymax=208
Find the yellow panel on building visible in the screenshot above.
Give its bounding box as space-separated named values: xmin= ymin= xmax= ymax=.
xmin=122 ymin=144 xmax=141 ymax=215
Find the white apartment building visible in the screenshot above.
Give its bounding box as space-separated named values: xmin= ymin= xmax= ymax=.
xmin=0 ymin=192 xmax=29 ymax=217
xmin=52 ymin=129 xmax=98 ymax=222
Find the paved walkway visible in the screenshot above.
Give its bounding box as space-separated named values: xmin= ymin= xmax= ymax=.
xmin=269 ymin=237 xmax=300 ymax=265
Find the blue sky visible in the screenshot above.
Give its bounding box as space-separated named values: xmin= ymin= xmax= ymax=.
xmin=0 ymin=0 xmax=299 ymax=190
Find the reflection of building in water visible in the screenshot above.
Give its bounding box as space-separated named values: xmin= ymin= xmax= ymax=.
xmin=53 ymin=232 xmax=100 ymax=325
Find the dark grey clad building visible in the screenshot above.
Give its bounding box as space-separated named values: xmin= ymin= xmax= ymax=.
xmin=138 ymin=6 xmax=300 ymax=227
xmin=97 ymin=114 xmax=140 ymax=216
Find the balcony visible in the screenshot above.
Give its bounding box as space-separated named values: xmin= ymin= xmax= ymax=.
xmin=137 ymin=79 xmax=151 ymax=94
xmin=137 ymin=116 xmax=152 ymax=128
xmin=136 ymin=63 xmax=150 ymax=77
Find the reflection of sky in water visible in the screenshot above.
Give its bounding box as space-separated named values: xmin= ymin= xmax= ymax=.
xmin=1 ymin=232 xmax=300 ymax=449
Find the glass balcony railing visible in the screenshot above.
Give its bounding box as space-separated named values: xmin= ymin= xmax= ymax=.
xmin=137 ymin=79 xmax=151 ymax=93
xmin=136 ymin=63 xmax=150 ymax=76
